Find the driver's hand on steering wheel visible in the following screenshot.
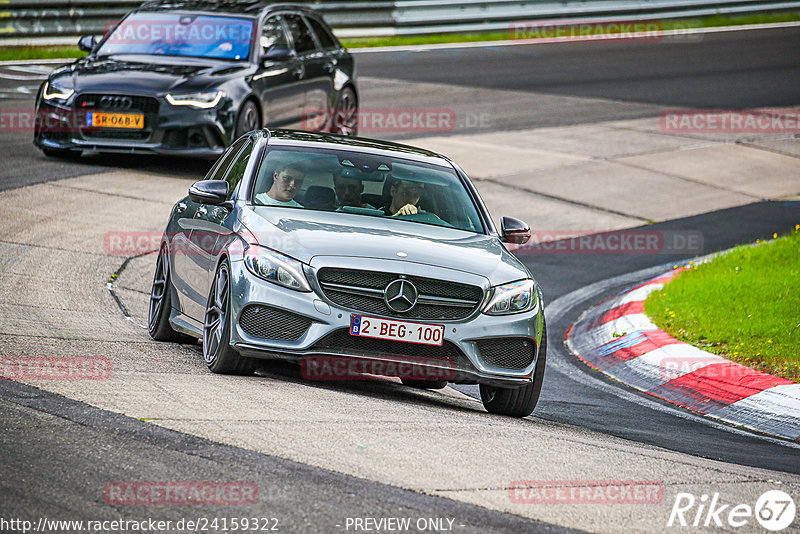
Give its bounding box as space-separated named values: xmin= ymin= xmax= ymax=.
xmin=393 ymin=204 xmax=418 ymax=216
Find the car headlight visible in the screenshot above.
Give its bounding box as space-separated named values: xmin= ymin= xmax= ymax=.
xmin=483 ymin=279 xmax=538 ymax=315
xmin=42 ymin=80 xmax=74 ymax=101
xmin=244 ymin=245 xmax=311 ymax=292
xmin=165 ymin=90 xmax=224 ymax=109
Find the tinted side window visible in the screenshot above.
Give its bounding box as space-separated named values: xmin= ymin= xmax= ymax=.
xmin=225 ymin=139 xmax=254 ymax=199
xmin=261 ymin=15 xmax=288 ymax=54
xmin=284 ymin=13 xmax=317 ymax=54
xmin=210 ymin=138 xmax=247 ymax=182
xmin=306 ymin=17 xmax=337 ymax=49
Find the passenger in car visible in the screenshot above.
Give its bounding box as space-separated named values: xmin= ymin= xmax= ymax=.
xmin=333 ymin=168 xmax=375 ymax=209
xmin=255 ymin=163 xmax=305 ymax=207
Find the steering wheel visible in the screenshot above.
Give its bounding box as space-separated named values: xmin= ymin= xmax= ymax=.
xmin=393 ymin=211 xmax=453 ymax=227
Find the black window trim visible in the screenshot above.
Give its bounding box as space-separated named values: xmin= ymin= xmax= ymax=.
xmin=281 ymin=11 xmax=321 ymax=57
xmin=303 ymin=13 xmax=340 ymax=51
xmin=224 ymin=137 xmax=255 ymax=200
xmin=257 ymin=12 xmax=292 ymax=60
xmin=208 ymin=136 xmax=249 ymax=187
xmin=240 ymin=134 xmax=269 ymax=204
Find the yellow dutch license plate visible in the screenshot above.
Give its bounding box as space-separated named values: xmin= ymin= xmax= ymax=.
xmin=87 ymin=112 xmax=144 ymax=129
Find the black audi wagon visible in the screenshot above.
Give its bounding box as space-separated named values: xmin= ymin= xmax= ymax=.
xmin=33 ymin=0 xmax=358 ymax=159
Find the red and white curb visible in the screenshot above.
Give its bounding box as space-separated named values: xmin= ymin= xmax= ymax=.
xmin=566 ymin=268 xmax=800 ymax=442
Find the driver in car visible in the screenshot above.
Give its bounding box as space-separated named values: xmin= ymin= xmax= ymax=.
xmin=382 ymin=177 xmax=424 ymax=217
xmin=256 ymin=162 xmax=305 ymax=207
xmin=334 ymin=168 xmax=375 ymax=209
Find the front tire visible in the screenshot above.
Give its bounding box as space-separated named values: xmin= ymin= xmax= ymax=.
xmin=234 ymin=100 xmax=260 ymax=140
xmin=479 ymin=320 xmax=547 ymax=417
xmin=330 ymin=86 xmax=358 ymax=136
xmin=148 ymin=246 xmax=194 ymax=343
xmin=203 ymin=260 xmax=255 ymax=375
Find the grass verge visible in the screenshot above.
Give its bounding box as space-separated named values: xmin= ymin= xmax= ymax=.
xmin=0 ymin=46 xmax=83 ymax=62
xmin=1 ymin=11 xmax=799 ymax=61
xmin=645 ymin=226 xmax=800 ymax=382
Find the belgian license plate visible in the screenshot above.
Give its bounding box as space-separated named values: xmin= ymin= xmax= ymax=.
xmin=86 ymin=112 xmax=144 ymax=129
xmin=350 ymin=315 xmax=444 ymax=347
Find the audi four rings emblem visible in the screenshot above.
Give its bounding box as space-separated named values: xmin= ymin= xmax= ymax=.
xmin=100 ymin=96 xmax=133 ymax=110
xmin=383 ymin=279 xmax=418 ymax=313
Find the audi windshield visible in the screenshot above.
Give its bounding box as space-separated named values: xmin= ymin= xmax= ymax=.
xmin=98 ymin=13 xmax=255 ymax=61
xmin=252 ymin=147 xmax=486 ymax=234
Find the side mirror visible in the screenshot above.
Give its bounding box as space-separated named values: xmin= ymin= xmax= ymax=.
xmin=78 ymin=35 xmax=97 ymax=53
xmin=189 ymin=180 xmax=229 ymax=206
xmin=500 ymin=216 xmax=531 ymax=245
xmin=261 ymin=45 xmax=295 ymax=64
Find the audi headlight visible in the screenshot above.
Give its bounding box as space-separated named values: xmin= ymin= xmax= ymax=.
xmin=244 ymin=246 xmax=311 ymax=292
xmin=165 ymin=90 xmax=224 ymax=109
xmin=42 ymin=80 xmax=74 ymax=101
xmin=483 ymin=279 xmax=538 ymax=315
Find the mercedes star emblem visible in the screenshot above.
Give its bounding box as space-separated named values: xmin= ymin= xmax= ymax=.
xmin=384 ymin=279 xmax=418 ymax=313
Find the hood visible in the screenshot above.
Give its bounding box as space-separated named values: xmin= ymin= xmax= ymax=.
xmin=57 ymin=55 xmax=250 ymax=95
xmin=241 ymin=208 xmax=530 ymax=286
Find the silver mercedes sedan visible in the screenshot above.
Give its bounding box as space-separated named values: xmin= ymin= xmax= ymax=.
xmin=148 ymin=129 xmax=547 ymax=416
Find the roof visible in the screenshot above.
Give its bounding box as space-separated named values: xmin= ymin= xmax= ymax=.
xmin=138 ymin=1 xmax=317 ymax=16
xmin=263 ymin=130 xmax=451 ymax=167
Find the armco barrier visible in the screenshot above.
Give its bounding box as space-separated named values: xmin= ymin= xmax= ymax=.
xmin=0 ymin=1 xmax=393 ymax=42
xmin=1 ymin=0 xmax=799 ymax=44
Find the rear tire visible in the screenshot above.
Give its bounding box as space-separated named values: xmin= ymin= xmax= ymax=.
xmin=480 ymin=320 xmax=547 ymax=417
xmin=203 ymin=260 xmax=256 ymax=375
xmin=148 ymin=245 xmax=195 ymax=343
xmin=401 ymin=379 xmax=448 ymax=390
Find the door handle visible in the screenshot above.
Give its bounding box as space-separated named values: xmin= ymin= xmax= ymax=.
xmin=292 ymin=64 xmax=305 ymax=78
xmin=197 ymin=206 xmax=207 ymax=216
xmin=176 ymin=202 xmax=186 ymax=213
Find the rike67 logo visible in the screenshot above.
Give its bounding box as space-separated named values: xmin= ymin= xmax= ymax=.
xmin=668 ymin=490 xmax=796 ymax=531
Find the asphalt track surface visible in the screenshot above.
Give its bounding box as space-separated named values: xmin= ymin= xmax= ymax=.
xmin=1 ymin=24 xmax=799 ymax=530
xmin=355 ymin=26 xmax=800 ymax=109
xmin=2 ymin=26 xmax=799 ymax=189
xmin=1 ymin=380 xmax=571 ymax=533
